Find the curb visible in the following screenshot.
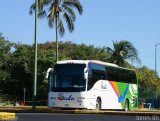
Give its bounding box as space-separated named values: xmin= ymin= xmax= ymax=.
xmin=53 ymin=110 xmax=160 ymax=116
xmin=0 ymin=107 xmax=159 ymax=116
xmin=0 ymin=112 xmax=16 ymax=120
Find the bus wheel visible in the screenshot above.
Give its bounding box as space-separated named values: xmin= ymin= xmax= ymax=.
xmin=96 ymin=98 xmax=101 ymax=110
xmin=125 ymin=99 xmax=129 ymax=111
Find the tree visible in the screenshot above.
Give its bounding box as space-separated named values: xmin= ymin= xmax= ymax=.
xmin=136 ymin=66 xmax=160 ymax=99
xmin=137 ymin=66 xmax=157 ymax=88
xmin=29 ymin=0 xmax=83 ymax=62
xmin=1 ymin=38 xmax=160 ymax=103
xmin=9 ymin=43 xmax=56 ymax=101
xmin=9 ymin=44 xmax=34 ymax=100
xmin=107 ymin=40 xmax=141 ymax=67
xmin=0 ymin=33 xmax=12 ymax=68
xmin=0 ymin=33 xmax=13 ymax=92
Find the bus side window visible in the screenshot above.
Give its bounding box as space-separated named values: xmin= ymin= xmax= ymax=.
xmin=106 ymin=67 xmax=119 ymax=82
xmin=119 ymin=69 xmax=137 ymax=84
xmin=88 ymin=69 xmax=106 ymax=90
xmin=130 ymin=71 xmax=137 ymax=84
xmin=92 ymin=69 xmax=106 ymax=81
xmin=49 ymin=71 xmax=58 ymax=91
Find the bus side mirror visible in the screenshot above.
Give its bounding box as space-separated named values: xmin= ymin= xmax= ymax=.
xmin=45 ymin=68 xmax=54 ymax=80
xmin=84 ymin=69 xmax=88 ymax=79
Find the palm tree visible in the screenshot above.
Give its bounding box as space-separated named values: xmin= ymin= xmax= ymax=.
xmin=29 ymin=0 xmax=83 ymax=62
xmin=107 ymin=40 xmax=141 ymax=67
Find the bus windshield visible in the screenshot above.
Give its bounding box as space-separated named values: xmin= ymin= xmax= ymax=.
xmin=51 ymin=64 xmax=86 ymax=92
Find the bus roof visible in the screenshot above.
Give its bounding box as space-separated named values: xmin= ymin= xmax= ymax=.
xmin=56 ymin=60 xmax=136 ymax=72
xmin=56 ymin=60 xmax=118 ymax=67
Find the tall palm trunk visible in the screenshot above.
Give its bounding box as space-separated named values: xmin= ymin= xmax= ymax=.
xmin=55 ymin=0 xmax=59 ymax=62
xmin=56 ymin=14 xmax=58 ymax=62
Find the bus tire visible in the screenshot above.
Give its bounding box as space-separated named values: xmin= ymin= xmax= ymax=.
xmin=125 ymin=99 xmax=129 ymax=111
xmin=96 ymin=98 xmax=101 ymax=110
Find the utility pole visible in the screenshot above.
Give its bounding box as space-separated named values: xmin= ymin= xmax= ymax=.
xmin=155 ymin=42 xmax=160 ymax=100
xmin=155 ymin=43 xmax=160 ymax=79
xmin=32 ymin=0 xmax=38 ymax=110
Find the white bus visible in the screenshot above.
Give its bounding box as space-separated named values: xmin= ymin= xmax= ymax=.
xmin=46 ymin=60 xmax=138 ymax=110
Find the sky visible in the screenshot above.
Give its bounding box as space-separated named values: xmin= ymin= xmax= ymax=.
xmin=0 ymin=0 xmax=160 ymax=75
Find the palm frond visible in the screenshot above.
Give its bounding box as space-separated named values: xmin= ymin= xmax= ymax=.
xmin=39 ymin=0 xmax=52 ymax=8
xmin=29 ymin=3 xmax=36 ymax=15
xmin=62 ymin=4 xmax=76 ymax=22
xmin=48 ymin=18 xmax=54 ymax=28
xmin=29 ymin=0 xmax=51 ymax=15
xmin=64 ymin=0 xmax=83 ymax=15
xmin=63 ymin=12 xmax=74 ymax=32
xmin=38 ymin=10 xmax=47 ymax=18
xmin=108 ymin=40 xmax=141 ymax=66
xmin=58 ymin=16 xmax=65 ymax=37
xmin=47 ymin=6 xmax=56 ymax=27
xmin=106 ymin=47 xmax=114 ymax=55
xmin=29 ymin=0 xmax=83 ymax=37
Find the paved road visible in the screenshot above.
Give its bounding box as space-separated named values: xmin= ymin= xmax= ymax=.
xmin=16 ymin=113 xmax=160 ymax=121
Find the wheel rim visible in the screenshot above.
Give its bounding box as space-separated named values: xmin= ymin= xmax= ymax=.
xmin=96 ymin=102 xmax=99 ymax=110
xmin=96 ymin=99 xmax=101 ymax=110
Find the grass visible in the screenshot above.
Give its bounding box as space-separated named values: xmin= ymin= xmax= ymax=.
xmin=135 ymin=108 xmax=160 ymax=112
xmin=0 ymin=101 xmax=13 ymax=106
